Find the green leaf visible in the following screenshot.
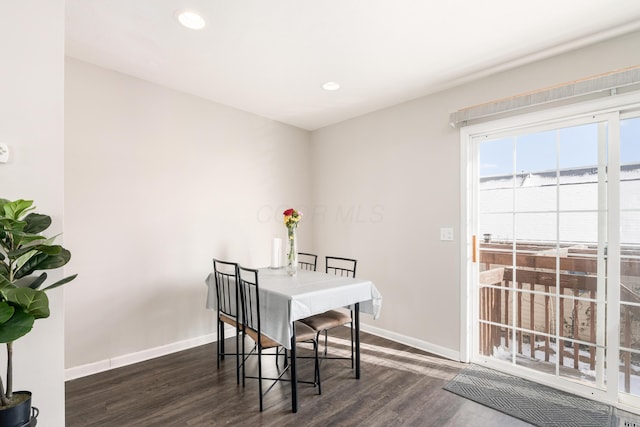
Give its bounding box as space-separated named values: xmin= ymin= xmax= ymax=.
xmin=10 ymin=243 xmax=61 ymax=259
xmin=13 ymin=250 xmax=42 ymax=277
xmin=13 ymin=273 xmax=47 ymax=289
xmin=2 ymin=288 xmax=49 ymax=319
xmin=0 ymin=218 xmax=27 ymax=235
xmin=0 ymin=262 xmax=8 ymax=278
xmin=23 ymin=213 xmax=51 ymax=234
xmin=0 ymin=275 xmax=12 ymax=290
xmin=0 ymin=309 xmax=34 ymax=343
xmin=33 ymin=243 xmax=62 ymax=255
xmin=13 ymin=248 xmax=71 ymax=279
xmin=7 ymin=232 xmax=47 ymax=249
xmin=42 ymin=274 xmax=77 ymax=291
xmin=2 ymin=200 xmax=34 ymax=221
xmin=0 ymin=301 xmax=15 ymax=324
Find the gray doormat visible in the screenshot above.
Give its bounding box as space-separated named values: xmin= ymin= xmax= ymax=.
xmin=444 ymin=364 xmax=613 ymax=427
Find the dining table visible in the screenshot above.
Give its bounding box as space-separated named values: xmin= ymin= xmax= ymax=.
xmin=205 ymin=266 xmax=382 ymax=412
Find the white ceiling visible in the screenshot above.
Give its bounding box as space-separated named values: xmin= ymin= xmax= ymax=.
xmin=65 ymin=0 xmax=640 ymax=130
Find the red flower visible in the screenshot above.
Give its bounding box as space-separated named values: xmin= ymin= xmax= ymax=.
xmin=283 ymin=208 xmax=294 ymax=216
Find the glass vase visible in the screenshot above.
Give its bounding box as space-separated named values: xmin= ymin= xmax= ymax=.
xmin=286 ymin=227 xmax=298 ymax=276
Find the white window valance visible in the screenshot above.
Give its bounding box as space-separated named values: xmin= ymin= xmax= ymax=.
xmin=449 ymin=65 xmax=640 ymax=128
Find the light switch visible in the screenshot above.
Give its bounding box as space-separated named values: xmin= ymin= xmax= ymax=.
xmin=0 ymin=143 xmax=8 ymax=163
xmin=440 ymin=227 xmax=454 ymax=241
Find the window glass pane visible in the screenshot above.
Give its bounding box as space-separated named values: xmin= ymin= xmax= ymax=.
xmin=559 ymin=212 xmax=598 ymax=243
xmin=480 ymin=188 xmax=513 ymax=214
xmin=621 ymin=180 xmax=640 ymax=211
xmin=517 ymin=291 xmax=556 ymax=336
xmin=515 ymin=186 xmax=556 ymax=212
xmin=479 ymin=286 xmax=509 ymax=326
xmin=516 ymin=130 xmax=557 ymax=173
xmin=479 ymin=324 xmax=514 ymax=359
xmin=557 ymin=339 xmax=597 ymax=386
xmin=559 ymin=296 xmax=597 ymax=344
xmin=619 ymin=349 xmax=640 ymax=394
xmin=480 ymin=213 xmax=513 ymax=243
xmin=621 ymin=211 xmax=640 ymax=246
xmin=515 ymin=212 xmax=556 ymax=242
xmin=560 ymin=181 xmax=598 ymax=211
xmin=621 ymin=116 xmax=640 ymax=165
xmin=480 ymin=137 xmax=514 ymax=178
xmin=621 ymin=250 xmax=640 ymax=303
xmin=620 ymin=302 xmax=640 ymax=395
xmin=559 ymin=123 xmax=599 ymax=169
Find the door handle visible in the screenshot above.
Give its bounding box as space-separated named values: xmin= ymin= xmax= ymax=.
xmin=472 ymin=235 xmax=477 ymax=263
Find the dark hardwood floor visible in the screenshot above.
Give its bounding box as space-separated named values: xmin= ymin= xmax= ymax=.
xmin=66 ymin=328 xmax=531 ymax=426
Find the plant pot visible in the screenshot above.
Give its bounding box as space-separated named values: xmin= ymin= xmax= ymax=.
xmin=0 ymin=391 xmax=39 ymax=427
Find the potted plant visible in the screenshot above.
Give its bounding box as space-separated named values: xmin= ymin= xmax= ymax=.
xmin=0 ymin=198 xmax=77 ymax=427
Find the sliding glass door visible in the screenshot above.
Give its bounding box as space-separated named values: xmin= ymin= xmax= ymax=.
xmin=468 ymin=107 xmax=640 ymax=407
xmin=619 ymin=114 xmax=640 ymax=405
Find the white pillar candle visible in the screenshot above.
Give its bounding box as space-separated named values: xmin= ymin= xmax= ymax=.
xmin=271 ymin=237 xmax=282 ymax=268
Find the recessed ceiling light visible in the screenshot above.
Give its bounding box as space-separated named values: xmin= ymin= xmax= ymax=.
xmin=322 ymin=81 xmax=341 ymax=91
xmin=176 ymin=10 xmax=206 ymax=30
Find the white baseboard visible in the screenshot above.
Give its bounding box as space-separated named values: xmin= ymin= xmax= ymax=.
xmin=65 ymin=332 xmax=219 ymax=381
xmin=66 ymin=324 xmax=460 ymax=381
xmin=360 ymin=323 xmax=461 ymax=362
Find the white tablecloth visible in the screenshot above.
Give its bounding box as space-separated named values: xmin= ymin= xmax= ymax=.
xmin=205 ymin=268 xmax=382 ymax=349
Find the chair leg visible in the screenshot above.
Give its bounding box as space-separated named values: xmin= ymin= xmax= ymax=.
xmin=316 ymin=320 xmax=354 ymax=368
xmin=314 ymin=340 xmax=321 ymax=395
xmin=241 ymin=330 xmax=246 ymax=388
xmin=235 ymin=326 xmax=240 ymax=385
xmin=323 ymin=330 xmax=329 ymax=356
xmin=220 ymin=321 xmax=226 ymax=361
xmin=216 ymin=320 xmax=221 ymax=369
xmin=258 ymin=345 xmax=263 ymax=412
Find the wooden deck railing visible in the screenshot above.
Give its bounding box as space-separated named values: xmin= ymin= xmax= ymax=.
xmin=479 ymin=267 xmax=597 ymax=368
xmin=479 ymin=242 xmax=640 ymax=391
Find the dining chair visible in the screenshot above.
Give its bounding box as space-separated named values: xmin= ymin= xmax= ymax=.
xmin=212 ymin=258 xmax=242 ymax=384
xmin=301 ymin=256 xmax=357 ymax=368
xmin=297 ymin=252 xmax=318 ymax=271
xmin=237 ymin=265 xmax=321 ymax=411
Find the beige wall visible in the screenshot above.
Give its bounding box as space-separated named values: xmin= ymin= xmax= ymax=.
xmin=64 ymin=59 xmax=312 ymax=371
xmin=0 ymin=1 xmax=66 ymax=425
xmin=311 ymin=30 xmax=640 ymax=358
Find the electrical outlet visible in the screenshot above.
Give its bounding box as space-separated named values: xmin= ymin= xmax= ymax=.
xmin=0 ymin=143 xmax=8 ymax=163
xmin=623 ymin=419 xmax=640 ymax=427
